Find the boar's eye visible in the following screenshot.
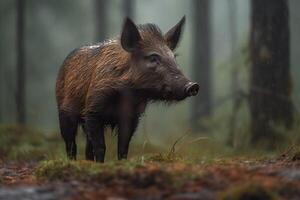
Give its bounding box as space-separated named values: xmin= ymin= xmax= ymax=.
xmin=146 ymin=53 xmax=161 ymax=64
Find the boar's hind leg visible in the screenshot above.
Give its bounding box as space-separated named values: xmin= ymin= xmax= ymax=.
xmin=81 ymin=123 xmax=94 ymax=161
xmin=85 ymin=116 xmax=106 ymax=162
xmin=118 ymin=117 xmax=139 ymax=160
xmin=58 ymin=111 xmax=78 ymax=160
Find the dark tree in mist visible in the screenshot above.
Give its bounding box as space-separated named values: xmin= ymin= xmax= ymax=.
xmin=0 ymin=48 xmax=2 ymax=122
xmin=16 ymin=0 xmax=26 ymax=124
xmin=191 ymin=0 xmax=212 ymax=128
xmin=0 ymin=81 xmax=1 ymax=122
xmin=123 ymin=0 xmax=134 ymax=19
xmin=250 ymin=0 xmax=294 ymax=146
xmin=227 ymin=0 xmax=240 ymax=146
xmin=94 ymin=0 xmax=107 ymax=42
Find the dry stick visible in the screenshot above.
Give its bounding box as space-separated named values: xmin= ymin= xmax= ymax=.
xmin=175 ymin=137 xmax=209 ymax=154
xmin=168 ymin=129 xmax=192 ymax=156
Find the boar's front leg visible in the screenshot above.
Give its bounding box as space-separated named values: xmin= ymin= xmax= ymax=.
xmin=85 ymin=115 xmax=106 ymax=162
xmin=118 ymin=116 xmax=138 ymax=160
xmin=117 ymin=90 xmax=139 ymax=160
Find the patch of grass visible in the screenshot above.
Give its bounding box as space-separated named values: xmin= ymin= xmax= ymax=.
xmin=35 ymin=157 xmax=208 ymax=188
xmin=104 ymin=133 xmax=164 ymax=161
xmin=0 ymin=125 xmax=65 ymax=161
xmin=1 ymin=122 xmax=298 ymax=164
xmin=35 ymin=159 xmax=179 ymax=188
xmin=0 ymin=125 xmax=164 ymax=162
xmin=219 ymin=183 xmax=280 ymax=200
xmin=35 ymin=159 xmax=106 ymax=181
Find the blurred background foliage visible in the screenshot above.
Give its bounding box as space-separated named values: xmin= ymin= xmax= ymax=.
xmin=0 ymin=0 xmax=299 ymax=155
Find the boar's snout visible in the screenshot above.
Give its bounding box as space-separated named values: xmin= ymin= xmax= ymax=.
xmin=184 ymin=82 xmax=199 ymax=97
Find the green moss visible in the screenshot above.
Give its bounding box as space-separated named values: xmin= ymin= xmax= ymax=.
xmin=219 ymin=183 xmax=279 ymax=200
xmin=35 ymin=159 xmax=146 ymax=181
xmin=35 ymin=159 xmax=179 ymax=188
xmin=0 ymin=124 xmax=291 ymax=164
xmin=0 ymin=125 xmax=64 ymax=161
xmin=35 ymin=159 xmax=101 ymax=181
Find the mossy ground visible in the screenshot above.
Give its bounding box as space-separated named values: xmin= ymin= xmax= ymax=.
xmin=0 ymin=125 xmax=300 ymax=199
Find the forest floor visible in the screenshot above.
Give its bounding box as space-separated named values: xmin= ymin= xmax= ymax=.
xmin=0 ymin=125 xmax=300 ymax=200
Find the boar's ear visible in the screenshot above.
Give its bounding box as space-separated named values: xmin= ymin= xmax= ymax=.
xmin=121 ymin=17 xmax=141 ymax=52
xmin=164 ymin=16 xmax=186 ymax=51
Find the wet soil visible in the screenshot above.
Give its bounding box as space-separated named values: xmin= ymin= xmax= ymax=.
xmin=0 ymin=157 xmax=299 ymax=200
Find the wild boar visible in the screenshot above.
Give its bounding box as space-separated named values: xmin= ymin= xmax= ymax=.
xmin=56 ymin=16 xmax=199 ymax=162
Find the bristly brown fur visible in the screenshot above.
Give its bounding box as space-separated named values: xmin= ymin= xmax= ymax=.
xmin=56 ymin=24 xmax=167 ymax=120
xmin=138 ymin=24 xmax=164 ymax=42
xmin=56 ymin=17 xmax=195 ymax=162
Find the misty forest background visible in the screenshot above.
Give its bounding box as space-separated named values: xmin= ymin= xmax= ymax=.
xmin=0 ymin=0 xmax=299 ymax=150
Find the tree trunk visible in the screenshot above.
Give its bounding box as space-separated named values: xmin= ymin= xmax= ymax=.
xmin=0 ymin=44 xmax=2 ymax=122
xmin=123 ymin=0 xmax=134 ymax=19
xmin=249 ymin=0 xmax=293 ymax=146
xmin=94 ymin=0 xmax=107 ymax=42
xmin=16 ymin=0 xmax=26 ymax=125
xmin=227 ymin=0 xmax=240 ymax=146
xmin=0 ymin=68 xmax=2 ymax=123
xmin=191 ymin=0 xmax=212 ymax=129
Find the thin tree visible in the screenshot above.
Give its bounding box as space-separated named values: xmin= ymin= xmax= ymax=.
xmin=123 ymin=0 xmax=134 ymax=19
xmin=249 ymin=0 xmax=294 ymax=146
xmin=16 ymin=0 xmax=26 ymax=124
xmin=0 ymin=68 xmax=2 ymax=123
xmin=227 ymin=0 xmax=241 ymax=146
xmin=0 ymin=41 xmax=2 ymax=122
xmin=191 ymin=0 xmax=212 ymax=129
xmin=94 ymin=0 xmax=107 ymax=42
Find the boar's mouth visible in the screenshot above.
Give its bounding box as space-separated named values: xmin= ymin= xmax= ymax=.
xmin=161 ymin=82 xmax=199 ymax=101
xmin=131 ymin=82 xmax=199 ymax=101
xmin=162 ymin=90 xmax=186 ymax=101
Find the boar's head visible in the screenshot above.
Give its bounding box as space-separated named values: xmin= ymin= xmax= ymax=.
xmin=120 ymin=16 xmax=199 ymax=101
